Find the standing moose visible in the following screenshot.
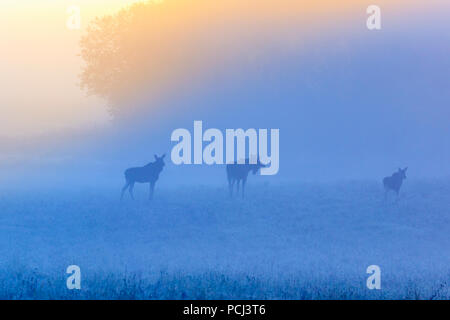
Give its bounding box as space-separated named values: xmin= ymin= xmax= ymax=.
xmin=383 ymin=167 xmax=408 ymax=199
xmin=121 ymin=154 xmax=166 ymax=200
xmin=226 ymin=158 xmax=266 ymax=198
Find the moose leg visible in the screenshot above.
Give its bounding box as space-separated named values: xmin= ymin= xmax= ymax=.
xmin=121 ymin=181 xmax=130 ymax=200
xmin=236 ymin=180 xmax=240 ymax=196
xmin=242 ymin=178 xmax=246 ymax=199
xmin=228 ymin=179 xmax=235 ymax=197
xmin=129 ymin=182 xmax=135 ymax=200
xmin=149 ymin=182 xmax=155 ymax=200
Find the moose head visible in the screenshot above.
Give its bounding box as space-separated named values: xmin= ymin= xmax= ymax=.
xmin=397 ymin=167 xmax=408 ymax=180
xmin=251 ymin=158 xmax=267 ymax=175
xmin=154 ymin=154 xmax=166 ymax=167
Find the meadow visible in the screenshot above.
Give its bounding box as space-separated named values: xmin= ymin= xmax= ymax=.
xmin=0 ymin=180 xmax=449 ymax=299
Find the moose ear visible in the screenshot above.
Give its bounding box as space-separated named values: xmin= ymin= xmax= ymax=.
xmin=154 ymin=154 xmax=158 ymax=160
xmin=404 ymin=167 xmax=408 ymax=171
xmin=162 ymin=154 xmax=166 ymax=159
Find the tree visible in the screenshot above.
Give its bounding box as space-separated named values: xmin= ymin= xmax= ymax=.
xmin=79 ymin=0 xmax=305 ymax=117
xmin=80 ymin=2 xmax=142 ymax=116
xmin=80 ymin=0 xmax=217 ymax=117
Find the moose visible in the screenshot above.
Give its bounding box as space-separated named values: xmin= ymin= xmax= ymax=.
xmin=226 ymin=158 xmax=266 ymax=198
xmin=121 ymin=154 xmax=166 ymax=200
xmin=383 ymin=167 xmax=408 ymax=199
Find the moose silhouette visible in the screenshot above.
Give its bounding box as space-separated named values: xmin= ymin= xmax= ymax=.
xmin=121 ymin=154 xmax=166 ymax=200
xmin=383 ymin=167 xmax=408 ymax=198
xmin=226 ymin=158 xmax=266 ymax=198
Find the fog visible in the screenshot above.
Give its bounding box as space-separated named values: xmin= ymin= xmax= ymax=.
xmin=1 ymin=0 xmax=449 ymax=189
xmin=1 ymin=0 xmax=450 ymax=300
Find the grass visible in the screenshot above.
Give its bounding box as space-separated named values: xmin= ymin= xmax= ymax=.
xmin=0 ymin=180 xmax=449 ymax=299
xmin=0 ymin=269 xmax=449 ymax=300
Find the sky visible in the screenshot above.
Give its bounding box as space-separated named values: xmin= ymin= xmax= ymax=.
xmin=0 ymin=0 xmax=140 ymax=137
xmin=0 ymin=0 xmax=449 ymax=183
xmin=0 ymin=0 xmax=444 ymax=137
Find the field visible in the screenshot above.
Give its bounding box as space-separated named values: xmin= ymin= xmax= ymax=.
xmin=0 ymin=180 xmax=449 ymax=299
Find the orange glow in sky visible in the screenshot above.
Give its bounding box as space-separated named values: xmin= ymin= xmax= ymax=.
xmin=0 ymin=0 xmax=445 ymax=137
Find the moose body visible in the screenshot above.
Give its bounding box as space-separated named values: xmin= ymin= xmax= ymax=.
xmin=383 ymin=167 xmax=408 ymax=198
xmin=121 ymin=154 xmax=166 ymax=200
xmin=226 ymin=159 xmax=265 ymax=198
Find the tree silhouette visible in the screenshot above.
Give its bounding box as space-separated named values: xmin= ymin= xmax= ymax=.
xmin=80 ymin=2 xmax=142 ymax=116
xmin=79 ymin=0 xmax=307 ymax=117
xmin=80 ymin=0 xmax=222 ymax=117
